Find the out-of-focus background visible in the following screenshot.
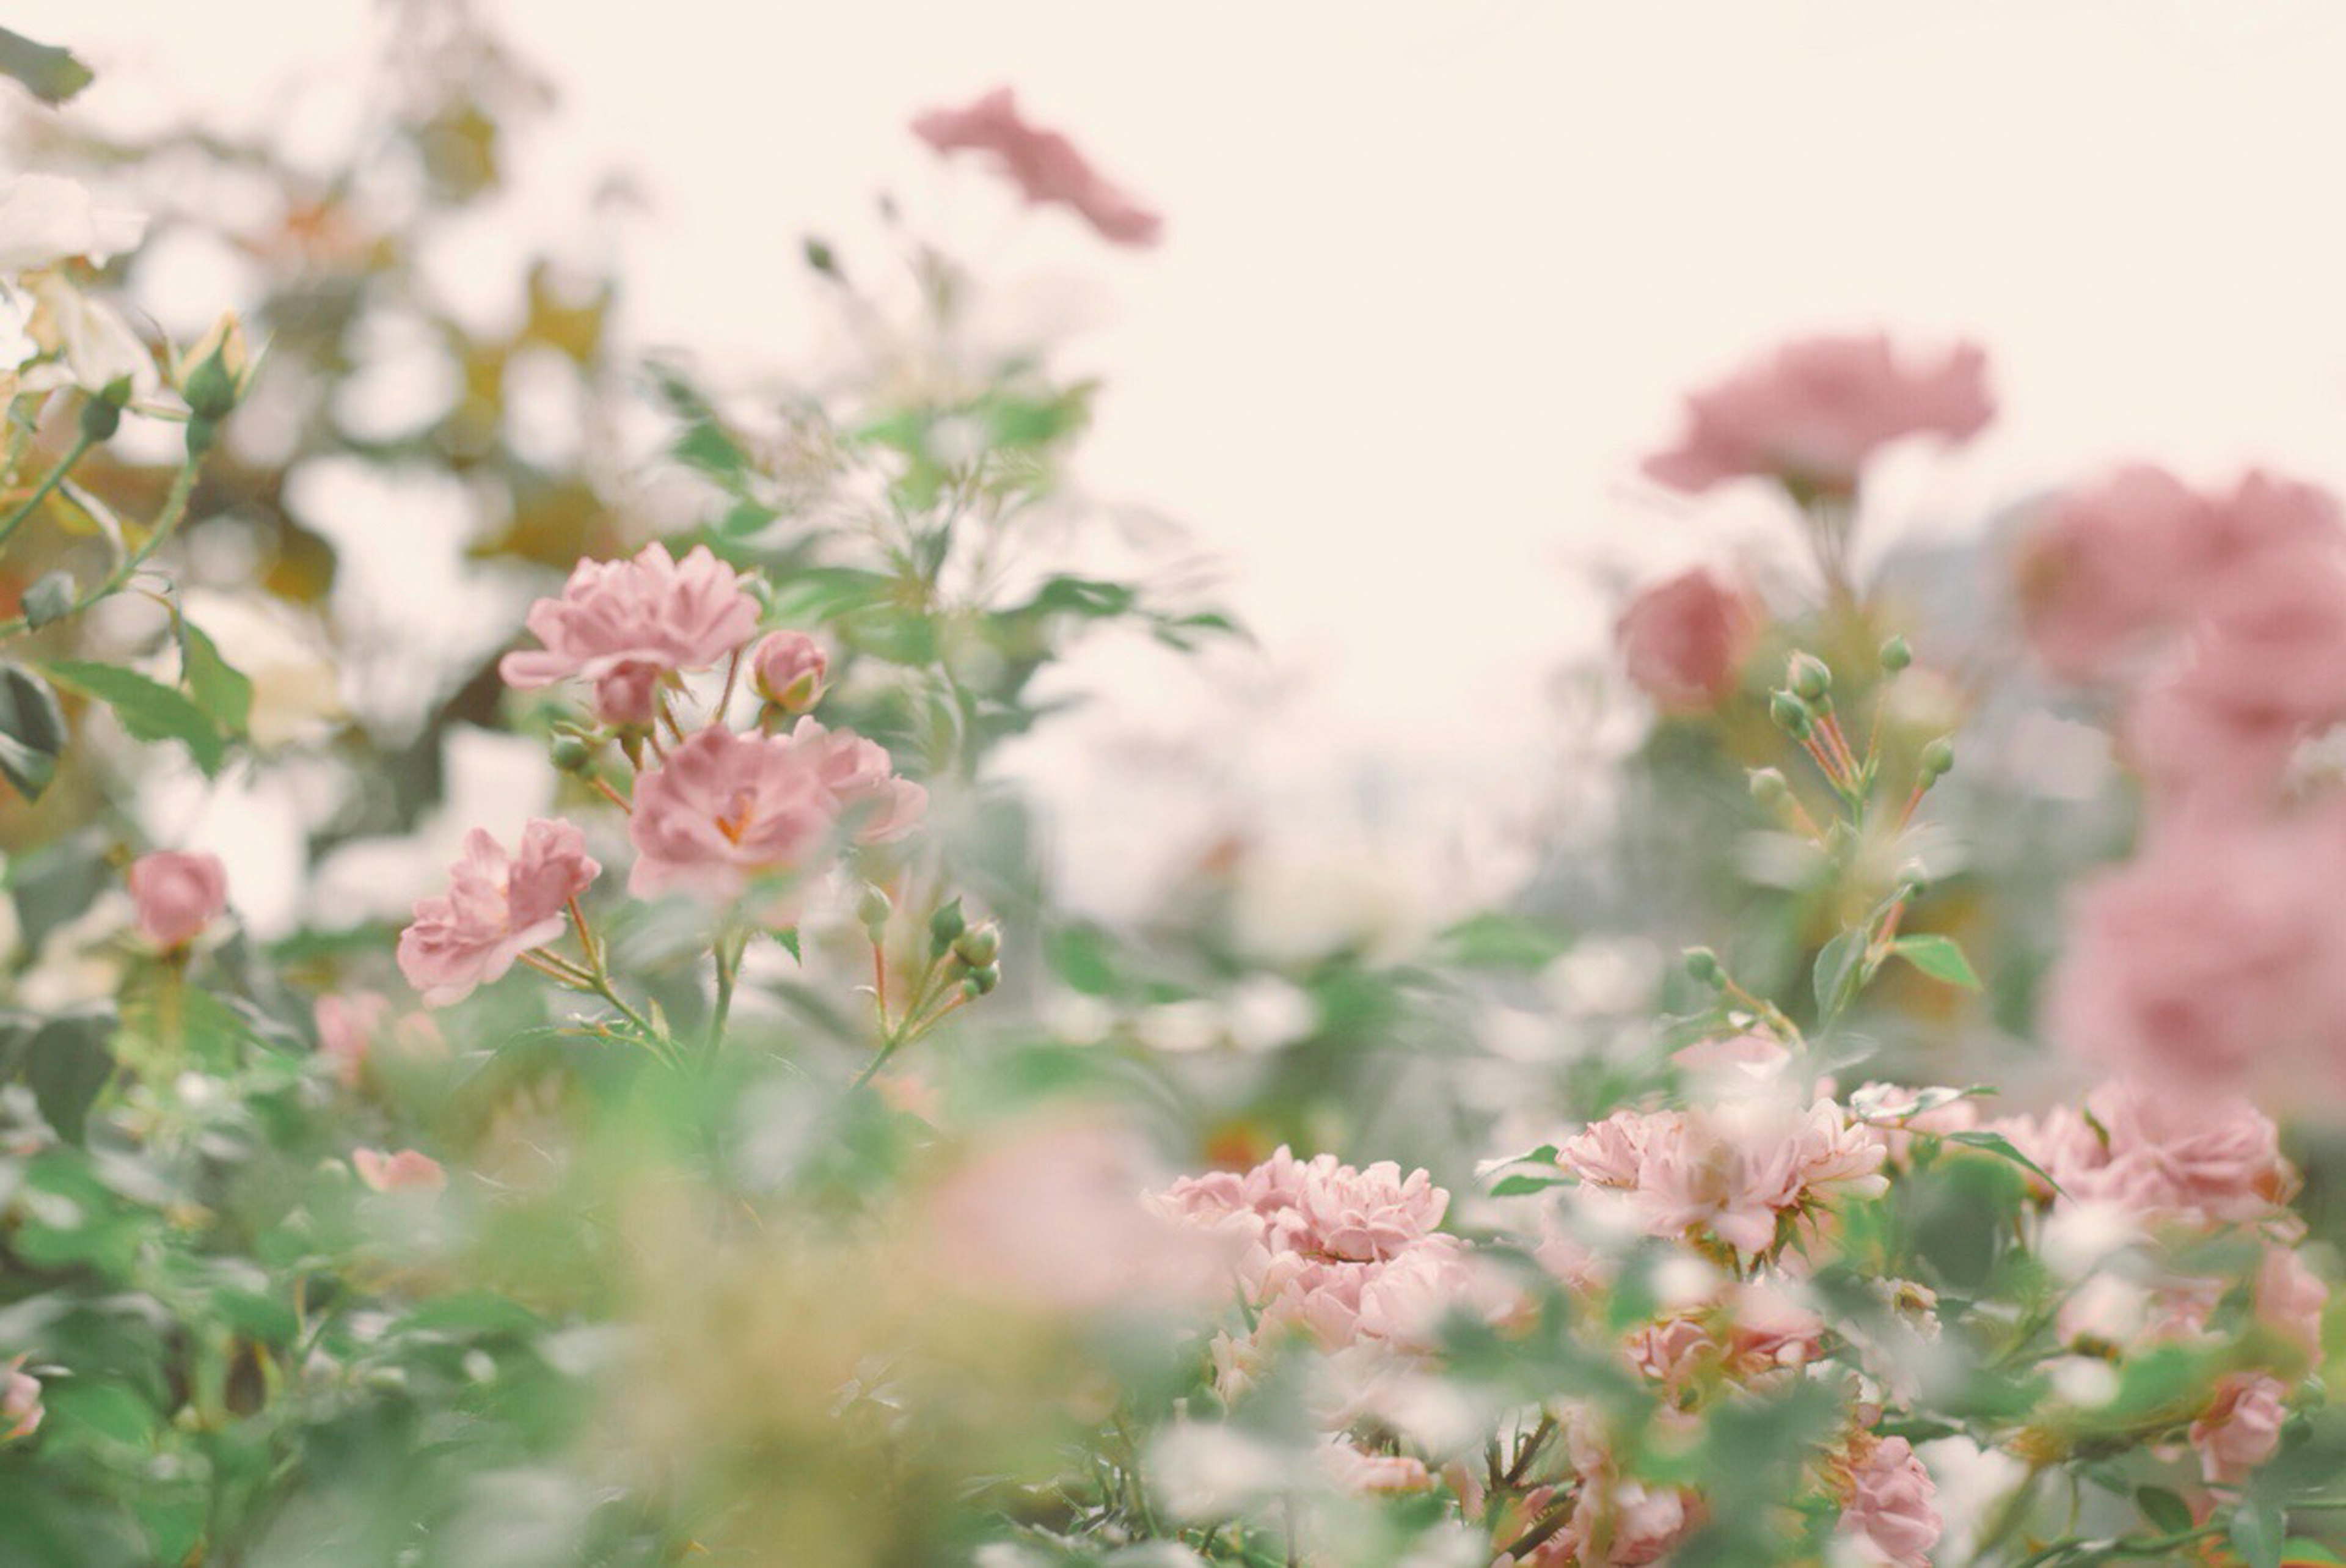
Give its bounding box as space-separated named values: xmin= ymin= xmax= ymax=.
xmin=21 ymin=0 xmax=2346 ymax=924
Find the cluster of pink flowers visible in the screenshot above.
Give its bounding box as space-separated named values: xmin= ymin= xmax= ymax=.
xmin=1642 ymin=332 xmax=1992 ymax=500
xmin=1834 ymin=1434 xmax=1942 ymax=1568
xmin=398 ymin=542 xmax=926 ymax=1007
xmin=913 ymin=87 xmax=1163 ymax=248
xmin=1613 ymin=566 xmax=1764 ymax=715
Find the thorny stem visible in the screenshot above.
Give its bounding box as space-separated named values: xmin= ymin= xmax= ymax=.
xmin=590 ymin=775 xmax=632 ymax=814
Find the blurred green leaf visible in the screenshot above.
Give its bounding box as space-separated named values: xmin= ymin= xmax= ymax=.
xmin=0 ymin=658 xmax=68 ymax=800
xmin=48 ymin=660 xmax=228 ymax=776
xmin=181 ymin=621 xmax=255 ymax=736
xmin=28 ymin=1011 xmax=115 ymax=1144
xmin=0 ymin=26 xmax=93 ymax=104
xmin=1890 ymin=933 xmax=1982 ymax=990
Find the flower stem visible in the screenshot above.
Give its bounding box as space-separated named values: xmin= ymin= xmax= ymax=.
xmin=0 ymin=431 xmax=94 ymax=555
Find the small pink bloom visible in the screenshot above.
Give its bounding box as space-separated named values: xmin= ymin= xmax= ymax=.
xmin=1840 ymin=1435 xmax=1942 ymax=1568
xmin=396 ymin=819 xmax=600 ymax=1007
xmin=1318 ymin=1440 xmax=1434 ymax=1496
xmin=2018 ymin=464 xmax=2219 ymax=684
xmin=750 ymin=630 xmax=829 ymax=714
xmin=1 ymin=1356 xmax=42 ymax=1441
xmin=130 ymin=850 xmax=227 ymax=950
xmin=780 ymin=718 xmax=927 ymax=845
xmin=626 ymin=727 xmax=835 ymax=901
xmin=313 ymin=990 xmax=390 ymax=1087
xmin=352 ymin=1147 xmax=447 ymax=1194
xmin=912 ymin=86 xmax=1163 ymax=247
xmin=1558 ymin=1110 xmax=1653 ymax=1189
xmin=1615 ymin=567 xmax=1763 ymax=713
xmin=499 ymin=542 xmax=761 ymax=727
xmin=1643 ymin=332 xmax=1992 ymax=498
xmin=2257 ymin=1244 xmax=2329 ymax=1368
xmin=2191 ymin=1373 xmax=2289 ymax=1486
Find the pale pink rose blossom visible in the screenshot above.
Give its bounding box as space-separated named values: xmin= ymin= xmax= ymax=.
xmin=1558 ymin=1111 xmax=1654 ymax=1190
xmin=626 ymin=727 xmax=836 ymax=902
xmin=499 ymin=542 xmax=761 ymax=726
xmin=1643 ymin=332 xmax=1992 ymax=497
xmin=1318 ymin=1440 xmax=1434 ymax=1496
xmin=2256 ymin=1244 xmax=2329 ymax=1368
xmin=130 ymin=850 xmax=228 ymax=950
xmin=313 ymin=990 xmax=391 ymax=1086
xmin=912 ymin=87 xmax=1163 ymax=247
xmin=352 ymin=1147 xmax=447 ymax=1193
xmin=1541 ymin=1408 xmax=1700 ymax=1567
xmin=779 ymin=718 xmax=927 ymax=845
xmin=2191 ymin=1373 xmax=2289 ymax=1486
xmin=2047 ymin=814 xmax=2346 ymax=1097
xmin=1840 ymin=1435 xmax=1942 ymax=1568
xmin=1615 ymin=567 xmax=1763 ymax=713
xmin=2018 ymin=464 xmax=2219 ymax=683
xmin=749 ymin=630 xmax=828 ymax=714
xmin=395 ymin=819 xmax=600 ymax=1007
xmin=1 ymin=1356 xmax=42 ymax=1441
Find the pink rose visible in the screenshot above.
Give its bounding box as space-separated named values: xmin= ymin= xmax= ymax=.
xmin=1318 ymin=1440 xmax=1434 ymax=1496
xmin=2047 ymin=813 xmax=2346 ymax=1097
xmin=2017 ymin=465 xmax=2219 ymax=684
xmin=499 ymin=542 xmax=761 ymax=727
xmin=1643 ymin=332 xmax=1992 ymax=498
xmin=396 ymin=819 xmax=601 ymax=1007
xmin=129 ymin=850 xmax=227 ymax=950
xmin=2191 ymin=1373 xmax=2289 ymax=1486
xmin=1615 ymin=567 xmax=1763 ymax=713
xmin=626 ymin=727 xmax=835 ymax=902
xmin=1 ymin=1356 xmax=42 ymax=1441
xmin=1840 ymin=1435 xmax=1942 ymax=1568
xmin=779 ymin=718 xmax=927 ymax=845
xmin=912 ymin=87 xmax=1163 ymax=247
xmin=2256 ymin=1244 xmax=2329 ymax=1368
xmin=313 ymin=990 xmax=391 ymax=1087
xmin=352 ymin=1147 xmax=447 ymax=1194
xmin=750 ymin=630 xmax=828 ymax=715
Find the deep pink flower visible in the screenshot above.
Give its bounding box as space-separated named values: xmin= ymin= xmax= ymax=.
xmin=780 ymin=718 xmax=928 ymax=845
xmin=1615 ymin=567 xmax=1763 ymax=713
xmin=1840 ymin=1435 xmax=1942 ymax=1568
xmin=1 ymin=1356 xmax=42 ymax=1442
xmin=750 ymin=630 xmax=829 ymax=714
xmin=912 ymin=87 xmax=1163 ymax=247
xmin=1643 ymin=332 xmax=1992 ymax=497
xmin=499 ymin=542 xmax=761 ymax=727
xmin=352 ymin=1147 xmax=447 ymax=1194
xmin=130 ymin=850 xmax=228 ymax=950
xmin=396 ymin=819 xmax=600 ymax=1007
xmin=2191 ymin=1373 xmax=2289 ymax=1486
xmin=626 ymin=727 xmax=835 ymax=901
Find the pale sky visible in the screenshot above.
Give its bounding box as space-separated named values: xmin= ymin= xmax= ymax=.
xmin=20 ymin=0 xmax=2346 ymax=922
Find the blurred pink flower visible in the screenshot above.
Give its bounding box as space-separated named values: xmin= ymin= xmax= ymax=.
xmin=1 ymin=1355 xmax=42 ymax=1441
xmin=2257 ymin=1243 xmax=2329 ymax=1368
xmin=2047 ymin=813 xmax=2346 ymax=1096
xmin=913 ymin=86 xmax=1163 ymax=247
xmin=780 ymin=718 xmax=928 ymax=845
xmin=313 ymin=990 xmax=390 ymax=1086
xmin=1643 ymin=332 xmax=1992 ymax=497
xmin=1318 ymin=1440 xmax=1434 ymax=1495
xmin=626 ymin=727 xmax=835 ymax=901
xmin=130 ymin=849 xmax=228 ymax=950
xmin=1615 ymin=567 xmax=1763 ymax=713
xmin=750 ymin=630 xmax=828 ymax=714
xmin=2191 ymin=1373 xmax=2289 ymax=1486
xmin=352 ymin=1147 xmax=447 ymax=1194
xmin=499 ymin=542 xmax=761 ymax=727
xmin=1839 ymin=1435 xmax=1942 ymax=1568
xmin=2018 ymin=465 xmax=2218 ymax=683
xmin=396 ymin=819 xmax=599 ymax=1007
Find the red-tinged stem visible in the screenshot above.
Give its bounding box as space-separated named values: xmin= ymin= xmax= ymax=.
xmin=1896 ymin=781 xmax=1928 ymax=831
xmin=872 ymin=941 xmax=890 ymax=1030
xmin=590 ymin=776 xmax=632 ymax=814
xmin=716 ymin=648 xmax=742 ymax=726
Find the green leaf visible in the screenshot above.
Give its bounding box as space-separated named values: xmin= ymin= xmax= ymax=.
xmin=2231 ymin=1495 xmax=2286 ymax=1568
xmin=47 ymin=660 xmax=227 ymax=775
xmin=1890 ymin=933 xmax=1982 ymax=990
xmin=1811 ymin=928 xmax=1866 ymax=1018
xmin=1436 ymin=912 xmax=1575 ymax=971
xmin=1489 ymin=1172 xmax=1572 ymax=1198
xmin=1941 ymin=1129 xmax=2061 ymax=1195
xmin=0 ymin=659 xmax=67 ymax=800
xmin=180 ymin=622 xmax=254 ymax=736
xmin=0 ymin=26 xmax=93 ymax=104
xmin=2136 ymin=1486 xmax=2193 ymax=1536
xmin=27 ymin=1012 xmax=114 ymax=1144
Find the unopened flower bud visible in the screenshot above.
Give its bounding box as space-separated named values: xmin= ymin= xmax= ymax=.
xmin=1918 ymin=736 xmax=1956 ymax=782
xmin=855 ymin=884 xmax=893 ymax=932
xmin=185 ymin=417 xmax=219 ymax=459
xmin=963 ymin=963 xmax=1001 ymax=997
xmin=1747 ymin=767 xmax=1789 ymax=806
xmin=750 ymin=630 xmax=828 ymax=715
xmin=21 ymin=571 xmax=74 ymax=631
xmin=78 ymin=390 xmax=123 ymax=443
xmin=952 ymin=924 xmax=1000 ymax=968
xmin=1897 ymin=861 xmax=1931 ymax=900
xmin=1879 ymin=635 xmax=1913 ymax=674
xmin=1683 ymin=947 xmax=1725 ymax=988
xmin=1786 ymin=652 xmax=1833 ymax=702
xmin=176 ymin=312 xmax=254 ymax=422
xmin=549 ymin=733 xmax=596 ymax=773
xmin=1768 ymin=690 xmax=1814 ymax=739
xmin=927 ymin=897 xmax=966 ymax=954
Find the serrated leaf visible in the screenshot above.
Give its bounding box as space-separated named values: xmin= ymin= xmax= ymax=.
xmin=47 ymin=660 xmax=226 ymax=775
xmin=1475 ymin=1143 xmax=1560 ymax=1179
xmin=1890 ymin=933 xmax=1982 ymax=990
xmin=0 ymin=659 xmax=67 ymax=800
xmin=180 ymin=622 xmax=254 ymax=736
xmin=1489 ymin=1172 xmax=1573 ymax=1198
